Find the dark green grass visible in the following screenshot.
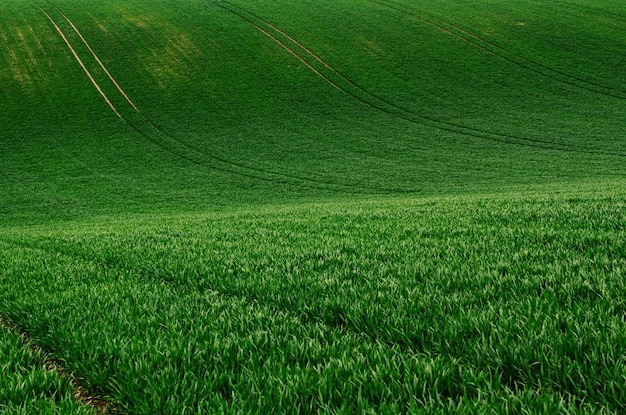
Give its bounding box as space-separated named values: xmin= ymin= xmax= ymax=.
xmin=1 ymin=0 xmax=625 ymax=225
xmin=1 ymin=184 xmax=625 ymax=413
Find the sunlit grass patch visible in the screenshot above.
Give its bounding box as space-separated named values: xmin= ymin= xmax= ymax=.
xmin=1 ymin=186 xmax=625 ymax=412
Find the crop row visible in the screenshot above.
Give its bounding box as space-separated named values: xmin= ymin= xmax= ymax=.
xmin=1 ymin=187 xmax=625 ymax=412
xmin=0 ymin=320 xmax=95 ymax=414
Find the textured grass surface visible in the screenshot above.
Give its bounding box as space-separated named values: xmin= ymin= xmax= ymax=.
xmin=1 ymin=0 xmax=625 ymax=412
xmin=1 ymin=0 xmax=625 ymax=224
xmin=1 ymin=184 xmax=625 ymax=413
xmin=0 ymin=325 xmax=96 ymax=414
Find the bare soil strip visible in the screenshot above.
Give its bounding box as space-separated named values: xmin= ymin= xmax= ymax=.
xmin=38 ymin=6 xmax=122 ymax=118
xmin=57 ymin=8 xmax=142 ymax=114
xmin=0 ymin=317 xmax=116 ymax=414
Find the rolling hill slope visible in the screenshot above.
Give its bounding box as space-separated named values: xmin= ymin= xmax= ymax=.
xmin=1 ymin=1 xmax=626 ymax=413
xmin=1 ymin=0 xmax=625 ymax=224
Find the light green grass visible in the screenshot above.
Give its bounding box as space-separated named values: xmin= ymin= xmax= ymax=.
xmin=1 ymin=184 xmax=625 ymax=413
xmin=0 ymin=324 xmax=96 ymax=414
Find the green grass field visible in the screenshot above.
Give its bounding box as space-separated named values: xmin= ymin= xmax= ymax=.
xmin=0 ymin=322 xmax=98 ymax=414
xmin=1 ymin=0 xmax=625 ymax=413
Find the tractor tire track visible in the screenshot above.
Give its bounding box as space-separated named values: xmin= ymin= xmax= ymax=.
xmin=37 ymin=6 xmax=122 ymax=118
xmin=38 ymin=3 xmax=381 ymax=194
xmin=369 ymin=0 xmax=626 ymax=99
xmin=212 ymin=1 xmax=547 ymax=150
xmin=37 ymin=5 xmax=202 ymax=168
xmin=420 ymin=4 xmax=626 ymax=99
xmin=0 ymin=236 xmax=425 ymax=360
xmin=213 ymin=0 xmax=626 ymax=158
xmin=54 ymin=6 xmax=142 ymax=114
xmin=0 ymin=314 xmax=116 ymax=414
xmin=46 ymin=5 xmax=354 ymax=192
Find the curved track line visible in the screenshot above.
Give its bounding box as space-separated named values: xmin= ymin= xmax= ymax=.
xmin=214 ymin=2 xmax=519 ymax=143
xmin=212 ymin=1 xmax=570 ymax=153
xmin=38 ymin=6 xmax=122 ymax=118
xmin=0 ymin=314 xmax=116 ymax=414
xmin=1 ymin=236 xmax=415 ymax=363
xmin=123 ymin=112 xmax=375 ymax=194
xmin=247 ymin=12 xmax=363 ymax=92
xmin=56 ymin=8 xmax=142 ymax=114
xmin=252 ymin=24 xmax=342 ymax=91
xmin=369 ymin=0 xmax=626 ymax=99
xmin=40 ymin=5 xmax=383 ymax=194
xmin=424 ymin=9 xmax=626 ymax=98
xmin=214 ymin=0 xmax=626 ymax=158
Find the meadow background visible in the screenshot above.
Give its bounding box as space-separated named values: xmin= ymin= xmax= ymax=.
xmin=1 ymin=0 xmax=625 ymax=413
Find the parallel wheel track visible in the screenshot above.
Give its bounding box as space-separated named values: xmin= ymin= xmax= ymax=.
xmin=36 ymin=1 xmax=388 ymax=194
xmin=369 ymin=0 xmax=626 ymax=99
xmin=213 ymin=0 xmax=626 ymax=158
